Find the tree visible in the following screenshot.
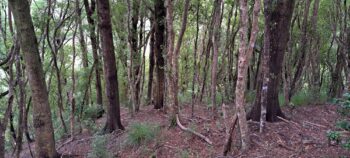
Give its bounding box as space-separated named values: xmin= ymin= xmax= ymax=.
xmin=97 ymin=0 xmax=124 ymax=132
xmin=153 ymin=0 xmax=166 ymax=109
xmin=210 ymin=0 xmax=223 ymax=115
xmin=249 ymin=0 xmax=295 ymax=122
xmin=8 ymin=0 xmax=59 ymax=157
xmin=83 ymin=0 xmax=103 ymax=106
xmin=233 ymin=0 xmax=260 ymax=150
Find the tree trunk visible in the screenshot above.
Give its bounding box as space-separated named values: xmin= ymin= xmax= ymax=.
xmin=289 ymin=0 xmax=311 ymax=99
xmin=130 ymin=0 xmax=141 ymax=111
xmin=309 ymin=0 xmax=321 ymax=100
xmin=97 ymin=0 xmax=124 ymax=132
xmin=166 ymin=0 xmax=190 ymax=116
xmin=83 ymin=0 xmax=103 ymax=106
xmin=249 ymin=0 xmax=295 ymax=122
xmin=234 ymin=0 xmax=260 ymax=150
xmin=9 ymin=0 xmax=59 ymax=157
xmin=147 ymin=20 xmax=155 ymax=104
xmin=15 ymin=48 xmax=25 ymax=158
xmin=153 ymin=0 xmax=166 ymax=109
xmin=191 ymin=0 xmax=200 ymax=117
xmin=210 ymin=0 xmax=223 ymax=116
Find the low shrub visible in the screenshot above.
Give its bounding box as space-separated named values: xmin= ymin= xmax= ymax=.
xmin=127 ymin=123 xmax=160 ymax=146
xmin=88 ymin=135 xmax=111 ymax=158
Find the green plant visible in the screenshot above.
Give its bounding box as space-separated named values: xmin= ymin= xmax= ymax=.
xmin=83 ymin=105 xmax=105 ymax=120
xmin=88 ymin=135 xmax=111 ymax=158
xmin=127 ymin=123 xmax=159 ymax=146
xmin=179 ymin=149 xmax=190 ymax=158
xmin=343 ymin=140 xmax=350 ymax=150
xmin=336 ymin=120 xmax=350 ymax=131
xmin=327 ymin=130 xmax=341 ymax=141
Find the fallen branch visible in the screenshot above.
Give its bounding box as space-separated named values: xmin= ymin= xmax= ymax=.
xmin=176 ymin=114 xmax=213 ymax=145
xmin=57 ymin=137 xmax=75 ymax=150
xmin=303 ymin=121 xmax=327 ymax=129
xmin=277 ymin=116 xmax=300 ymax=127
xmin=222 ymin=114 xmax=238 ymax=156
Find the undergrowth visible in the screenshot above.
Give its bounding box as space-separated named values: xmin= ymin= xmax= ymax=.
xmin=88 ymin=135 xmax=111 ymax=158
xmin=127 ymin=122 xmax=160 ymax=147
xmin=330 ymin=92 xmax=350 ymax=151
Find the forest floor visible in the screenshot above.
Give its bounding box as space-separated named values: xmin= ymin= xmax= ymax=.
xmin=17 ymin=103 xmax=350 ymax=158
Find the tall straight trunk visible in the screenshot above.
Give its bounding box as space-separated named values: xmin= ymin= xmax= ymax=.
xmin=166 ymin=0 xmax=190 ymax=116
xmin=191 ymin=0 xmax=200 ymax=117
xmin=147 ymin=20 xmax=155 ymax=104
xmin=249 ymin=0 xmax=295 ymax=122
xmin=97 ymin=0 xmax=124 ymax=132
xmin=210 ymin=0 xmax=223 ymax=115
xmin=130 ymin=0 xmax=141 ymax=111
xmin=83 ymin=0 xmax=103 ymax=106
xmin=9 ymin=0 xmax=59 ymax=157
xmin=77 ymin=0 xmax=89 ymax=68
xmin=234 ymin=0 xmax=260 ymax=150
xmin=70 ymin=18 xmax=78 ymax=139
xmin=153 ymin=0 xmax=166 ymax=109
xmin=309 ymin=0 xmax=320 ymax=99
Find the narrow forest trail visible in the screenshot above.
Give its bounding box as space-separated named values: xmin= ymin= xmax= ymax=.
xmin=15 ymin=104 xmax=349 ymax=158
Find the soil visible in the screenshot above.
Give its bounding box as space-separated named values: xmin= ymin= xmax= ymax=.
xmin=13 ymin=103 xmax=350 ymax=158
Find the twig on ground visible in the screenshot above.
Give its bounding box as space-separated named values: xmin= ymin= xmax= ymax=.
xmin=303 ymin=121 xmax=327 ymax=129
xmin=176 ymin=114 xmax=213 ymax=145
xmin=57 ymin=137 xmax=75 ymax=150
xmin=277 ymin=116 xmax=300 ymax=127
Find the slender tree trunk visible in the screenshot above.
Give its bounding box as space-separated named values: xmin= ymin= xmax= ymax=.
xmin=191 ymin=0 xmax=200 ymax=117
xmin=130 ymin=0 xmax=141 ymax=112
xmin=289 ymin=0 xmax=311 ymax=99
xmin=309 ymin=0 xmax=321 ymax=100
xmin=166 ymin=0 xmax=190 ymax=116
xmin=97 ymin=0 xmax=124 ymax=132
xmin=15 ymin=48 xmax=25 ymax=158
xmin=211 ymin=0 xmax=223 ymax=116
xmin=234 ymin=0 xmax=260 ymax=150
xmin=147 ymin=20 xmax=155 ymax=104
xmin=9 ymin=0 xmax=59 ymax=156
xmin=83 ymin=0 xmax=103 ymax=106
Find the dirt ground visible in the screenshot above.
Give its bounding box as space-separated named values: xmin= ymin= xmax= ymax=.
xmin=14 ymin=103 xmax=350 ymax=158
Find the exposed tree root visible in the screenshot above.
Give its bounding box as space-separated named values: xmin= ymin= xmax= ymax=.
xmin=176 ymin=114 xmax=213 ymax=145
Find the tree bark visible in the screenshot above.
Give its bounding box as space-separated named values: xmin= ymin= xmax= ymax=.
xmin=234 ymin=0 xmax=260 ymax=150
xmin=147 ymin=19 xmax=155 ymax=104
xmin=83 ymin=0 xmax=103 ymax=106
xmin=153 ymin=0 xmax=166 ymax=109
xmin=191 ymin=0 xmax=200 ymax=117
xmin=166 ymin=0 xmax=190 ymax=116
xmin=289 ymin=0 xmax=311 ymax=99
xmin=97 ymin=0 xmax=124 ymax=132
xmin=210 ymin=0 xmax=223 ymax=116
xmin=9 ymin=0 xmax=59 ymax=157
xmin=249 ymin=0 xmax=295 ymax=122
